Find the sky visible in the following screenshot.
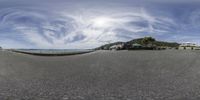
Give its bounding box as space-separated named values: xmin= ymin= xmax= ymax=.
xmin=1 ymin=0 xmax=200 ymax=49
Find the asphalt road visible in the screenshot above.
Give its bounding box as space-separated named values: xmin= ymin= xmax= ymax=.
xmin=0 ymin=50 xmax=200 ymax=100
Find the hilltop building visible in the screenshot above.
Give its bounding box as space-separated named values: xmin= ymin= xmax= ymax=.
xmin=179 ymin=43 xmax=197 ymax=50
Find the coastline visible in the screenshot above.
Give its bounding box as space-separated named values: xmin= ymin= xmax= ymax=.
xmin=10 ymin=49 xmax=94 ymax=56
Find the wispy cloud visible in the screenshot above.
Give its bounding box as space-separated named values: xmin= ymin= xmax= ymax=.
xmin=0 ymin=0 xmax=200 ymax=48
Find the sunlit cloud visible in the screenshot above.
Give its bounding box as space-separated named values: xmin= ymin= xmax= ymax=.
xmin=0 ymin=0 xmax=200 ymax=48
xmin=0 ymin=7 xmax=177 ymax=49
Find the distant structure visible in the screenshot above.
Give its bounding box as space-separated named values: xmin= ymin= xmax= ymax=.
xmin=195 ymin=46 xmax=200 ymax=50
xmin=179 ymin=43 xmax=197 ymax=50
xmin=156 ymin=46 xmax=168 ymax=50
xmin=109 ymin=43 xmax=125 ymax=50
xmin=0 ymin=46 xmax=2 ymax=50
xmin=124 ymin=43 xmax=157 ymax=50
xmin=129 ymin=43 xmax=143 ymax=50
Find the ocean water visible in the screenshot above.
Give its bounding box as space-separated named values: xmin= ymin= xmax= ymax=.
xmin=15 ymin=49 xmax=93 ymax=54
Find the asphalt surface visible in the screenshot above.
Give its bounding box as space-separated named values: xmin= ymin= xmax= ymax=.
xmin=0 ymin=50 xmax=200 ymax=100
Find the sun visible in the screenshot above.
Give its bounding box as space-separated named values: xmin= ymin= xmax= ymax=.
xmin=91 ymin=17 xmax=113 ymax=28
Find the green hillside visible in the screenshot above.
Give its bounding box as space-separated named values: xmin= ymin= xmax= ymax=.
xmin=96 ymin=37 xmax=180 ymax=50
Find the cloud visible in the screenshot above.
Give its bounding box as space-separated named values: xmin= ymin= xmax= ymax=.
xmin=0 ymin=0 xmax=200 ymax=49
xmin=0 ymin=7 xmax=178 ymax=49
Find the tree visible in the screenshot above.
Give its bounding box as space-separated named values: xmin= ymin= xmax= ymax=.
xmin=141 ymin=37 xmax=156 ymax=46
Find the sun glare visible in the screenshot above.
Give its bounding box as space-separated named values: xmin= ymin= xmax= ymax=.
xmin=92 ymin=17 xmax=113 ymax=28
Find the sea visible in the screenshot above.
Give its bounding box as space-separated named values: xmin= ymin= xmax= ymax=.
xmin=14 ymin=49 xmax=93 ymax=54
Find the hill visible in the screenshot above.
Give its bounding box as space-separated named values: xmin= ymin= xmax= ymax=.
xmin=96 ymin=37 xmax=180 ymax=50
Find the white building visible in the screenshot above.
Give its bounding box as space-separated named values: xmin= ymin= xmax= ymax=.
xmin=179 ymin=43 xmax=197 ymax=50
xmin=109 ymin=44 xmax=124 ymax=50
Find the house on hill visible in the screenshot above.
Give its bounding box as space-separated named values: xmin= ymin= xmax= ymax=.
xmin=132 ymin=43 xmax=143 ymax=48
xmin=179 ymin=43 xmax=197 ymax=50
xmin=109 ymin=43 xmax=125 ymax=50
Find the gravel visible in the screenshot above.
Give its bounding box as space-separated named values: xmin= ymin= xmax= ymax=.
xmin=0 ymin=50 xmax=200 ymax=100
